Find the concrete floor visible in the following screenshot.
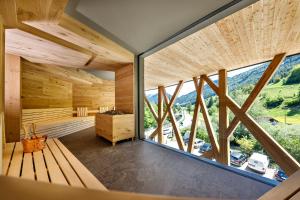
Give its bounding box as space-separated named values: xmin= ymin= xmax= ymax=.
xmin=59 ymin=127 xmax=273 ymax=199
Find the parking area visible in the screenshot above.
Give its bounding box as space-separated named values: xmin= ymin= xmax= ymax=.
xmin=231 ymin=160 xmax=276 ymax=180
xmin=149 ymin=135 xmax=278 ymax=181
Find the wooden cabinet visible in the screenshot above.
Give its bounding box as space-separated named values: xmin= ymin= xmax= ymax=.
xmin=96 ymin=113 xmax=134 ymax=146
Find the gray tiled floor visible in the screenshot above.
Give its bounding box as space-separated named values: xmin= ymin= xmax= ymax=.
xmin=60 ymin=127 xmax=273 ymax=199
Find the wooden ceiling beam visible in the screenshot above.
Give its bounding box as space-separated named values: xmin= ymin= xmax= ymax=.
xmin=15 ymin=0 xmax=68 ymax=23
xmin=1 ymin=0 xmax=133 ymax=70
xmin=23 ymin=14 xmax=134 ymax=69
xmin=5 ymin=29 xmax=91 ymax=68
xmin=18 ymin=23 xmax=93 ymax=57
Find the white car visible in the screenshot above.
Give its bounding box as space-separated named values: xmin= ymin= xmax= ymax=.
xmin=247 ymin=152 xmax=269 ymax=174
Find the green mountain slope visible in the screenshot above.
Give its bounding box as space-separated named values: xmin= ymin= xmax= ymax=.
xmin=175 ymin=54 xmax=300 ymax=105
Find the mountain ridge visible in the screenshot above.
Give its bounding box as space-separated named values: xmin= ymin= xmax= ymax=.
xmin=146 ymin=54 xmax=300 ymax=105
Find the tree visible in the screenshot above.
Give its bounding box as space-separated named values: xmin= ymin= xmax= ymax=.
xmin=207 ymin=97 xmax=214 ymax=108
xmin=236 ymin=137 xmax=255 ymax=155
xmin=144 ymin=104 xmax=156 ymax=129
xmin=186 ymin=103 xmax=193 ymax=114
xmin=196 ymin=127 xmax=210 ymax=143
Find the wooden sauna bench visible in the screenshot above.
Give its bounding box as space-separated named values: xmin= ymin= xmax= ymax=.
xmin=2 ymin=138 xmax=107 ymax=191
xmin=22 ymin=108 xmax=95 ymax=138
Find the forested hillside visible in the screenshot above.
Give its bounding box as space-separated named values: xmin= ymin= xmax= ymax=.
xmin=173 ymin=54 xmax=300 ymax=105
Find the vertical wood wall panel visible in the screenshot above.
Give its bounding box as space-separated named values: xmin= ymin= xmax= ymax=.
xmin=115 ymin=64 xmax=134 ymax=113
xmin=5 ymin=54 xmax=21 ymax=142
xmin=0 ymin=19 xmax=5 ymax=173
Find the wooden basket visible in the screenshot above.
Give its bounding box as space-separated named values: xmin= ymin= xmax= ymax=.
xmin=22 ymin=139 xmax=36 ymax=153
xmin=22 ymin=124 xmax=47 ymax=153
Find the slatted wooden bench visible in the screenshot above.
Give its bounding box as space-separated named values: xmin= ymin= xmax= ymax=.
xmin=22 ymin=108 xmax=95 ymax=138
xmin=2 ymin=138 xmax=107 ymax=191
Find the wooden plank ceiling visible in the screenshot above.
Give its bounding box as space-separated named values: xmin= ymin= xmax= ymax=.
xmin=145 ymin=0 xmax=300 ymax=90
xmin=0 ymin=0 xmax=134 ymax=71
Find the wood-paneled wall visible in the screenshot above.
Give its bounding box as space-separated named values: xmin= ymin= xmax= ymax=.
xmin=73 ymin=81 xmax=115 ymax=110
xmin=5 ymin=54 xmax=21 ymax=142
xmin=21 ymin=61 xmax=115 ymax=110
xmin=115 ymin=64 xmax=134 ymax=113
xmin=22 ymin=61 xmax=73 ymax=109
xmin=0 ymin=19 xmax=4 ymax=174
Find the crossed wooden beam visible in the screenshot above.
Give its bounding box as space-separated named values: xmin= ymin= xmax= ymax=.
xmin=187 ymin=77 xmax=220 ymax=159
xmin=145 ymin=53 xmax=300 ymax=175
xmin=199 ymin=53 xmax=299 ymax=175
xmin=144 ymin=81 xmax=185 ymax=150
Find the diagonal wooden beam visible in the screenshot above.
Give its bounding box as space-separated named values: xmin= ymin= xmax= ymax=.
xmin=187 ymin=77 xmax=201 ymax=153
xmin=144 ymin=94 xmax=158 ymax=122
xmin=198 ymin=77 xmax=220 ymax=158
xmin=201 ymin=150 xmax=214 ymax=160
xmin=162 ymin=87 xmax=184 ymax=151
xmin=225 ymin=53 xmax=286 ymax=138
xmin=225 ymin=95 xmax=300 ymax=176
xmin=161 ymin=81 xmax=184 ymax=122
xmin=148 ymin=81 xmax=183 ymax=140
xmin=148 ymin=128 xmax=158 ymax=140
xmin=202 ymin=75 xmax=219 ymax=95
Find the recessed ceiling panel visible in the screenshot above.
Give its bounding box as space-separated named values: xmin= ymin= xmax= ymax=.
xmin=74 ymin=0 xmax=233 ymax=53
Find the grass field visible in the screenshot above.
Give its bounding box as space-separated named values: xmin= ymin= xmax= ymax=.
xmin=262 ymin=80 xmax=300 ymax=124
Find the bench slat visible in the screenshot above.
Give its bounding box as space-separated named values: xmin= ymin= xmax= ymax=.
xmin=21 ymin=115 xmax=95 ymax=139
xmin=2 ymin=143 xmax=15 ymax=175
xmin=54 ymin=138 xmax=107 ymax=191
xmin=21 ymin=153 xmax=35 ymax=180
xmin=47 ymin=139 xmax=84 ymax=188
xmin=7 ymin=142 xmax=23 ymax=177
xmin=43 ymin=146 xmax=68 ymax=186
xmin=33 ymin=151 xmax=49 ymax=182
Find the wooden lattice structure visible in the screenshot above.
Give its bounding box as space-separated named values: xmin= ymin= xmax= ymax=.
xmin=145 ymin=53 xmax=300 ymax=176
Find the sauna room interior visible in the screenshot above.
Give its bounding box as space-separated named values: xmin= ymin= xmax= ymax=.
xmin=1 ymin=0 xmax=300 ymax=200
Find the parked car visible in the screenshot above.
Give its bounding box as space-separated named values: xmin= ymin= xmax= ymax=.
xmin=163 ymin=128 xmax=172 ymax=135
xmin=194 ymin=139 xmax=205 ymax=149
xmin=230 ymin=151 xmax=247 ymax=167
xmin=247 ymin=153 xmax=269 ymax=174
xmin=274 ymin=169 xmax=288 ymax=182
xmin=183 ymin=131 xmax=190 ymax=144
xmin=183 ymin=138 xmax=204 ymax=149
xmin=199 ymin=143 xmax=211 ymax=153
